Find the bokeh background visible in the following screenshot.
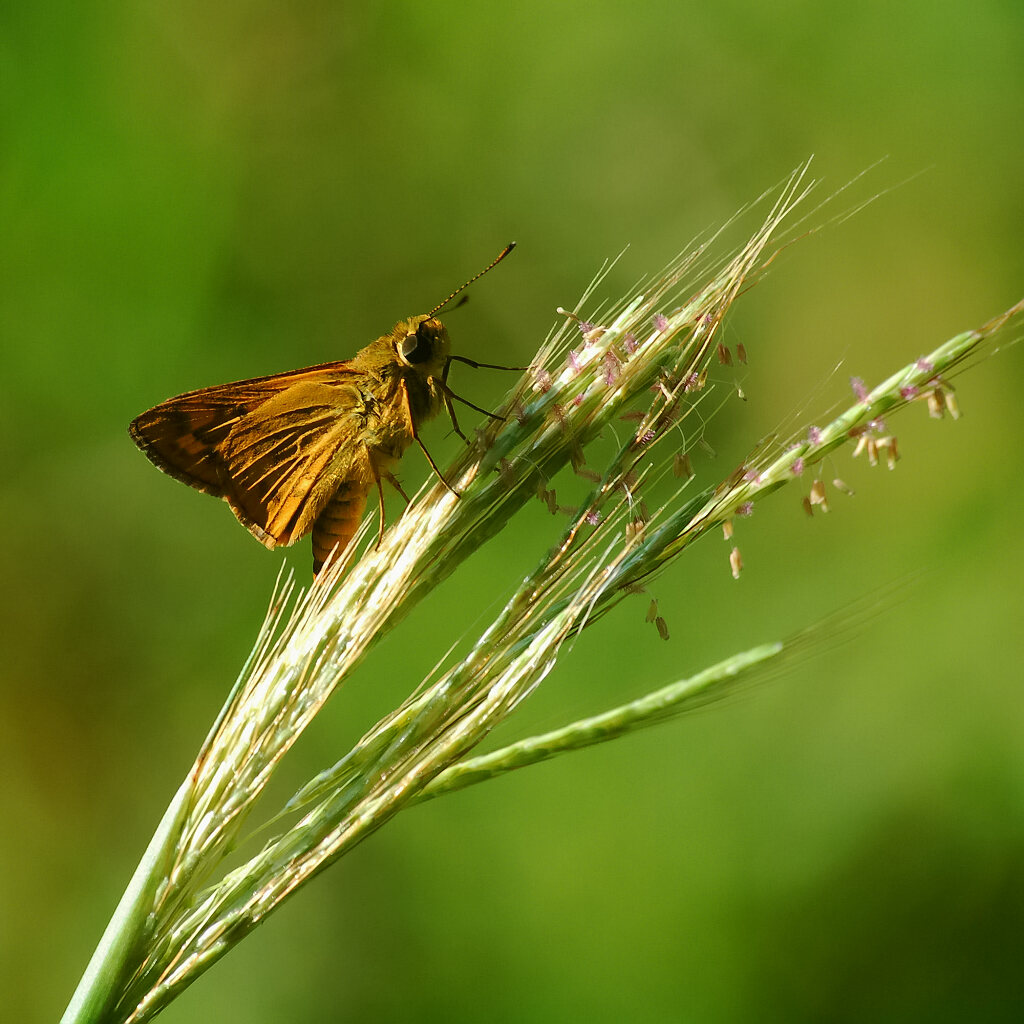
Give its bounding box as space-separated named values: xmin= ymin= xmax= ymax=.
xmin=4 ymin=3 xmax=1023 ymax=1021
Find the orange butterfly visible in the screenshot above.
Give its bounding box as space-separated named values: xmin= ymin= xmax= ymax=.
xmin=130 ymin=245 xmax=517 ymax=573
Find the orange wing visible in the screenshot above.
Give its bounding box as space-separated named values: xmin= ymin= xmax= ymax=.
xmin=217 ymin=380 xmax=371 ymax=548
xmin=130 ymin=363 xmax=376 ymax=547
xmin=128 ymin=361 xmax=361 ymax=496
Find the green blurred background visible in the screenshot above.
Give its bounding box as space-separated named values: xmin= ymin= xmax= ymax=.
xmin=4 ymin=2 xmax=1024 ymax=1021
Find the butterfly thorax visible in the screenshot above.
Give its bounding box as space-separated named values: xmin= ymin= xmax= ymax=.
xmin=346 ymin=315 xmax=450 ymax=469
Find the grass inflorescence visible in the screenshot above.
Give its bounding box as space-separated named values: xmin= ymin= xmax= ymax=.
xmin=63 ymin=165 xmax=1024 ymax=1024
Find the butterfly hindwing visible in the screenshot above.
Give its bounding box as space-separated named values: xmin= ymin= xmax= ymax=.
xmin=218 ymin=380 xmax=371 ymax=548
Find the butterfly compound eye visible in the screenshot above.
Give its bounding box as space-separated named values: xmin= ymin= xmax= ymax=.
xmin=401 ymin=322 xmax=435 ymax=365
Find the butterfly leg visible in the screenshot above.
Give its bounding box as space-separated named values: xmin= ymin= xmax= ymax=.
xmin=439 ymin=362 xmax=469 ymax=445
xmin=442 ymin=390 xmax=469 ymax=444
xmin=383 ymin=471 xmax=412 ymax=506
xmin=401 ymin=379 xmax=460 ymax=497
xmin=440 ymin=355 xmax=509 ymax=426
xmin=446 ymin=354 xmax=529 ymax=372
xmin=441 ymin=384 xmax=506 ymax=425
xmin=373 ymin=470 xmax=387 ymax=549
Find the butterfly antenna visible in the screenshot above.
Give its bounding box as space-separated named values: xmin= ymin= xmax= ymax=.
xmin=427 ymin=242 xmax=516 ymax=317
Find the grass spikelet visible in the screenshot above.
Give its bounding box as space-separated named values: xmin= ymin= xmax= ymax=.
xmin=62 ymin=165 xmax=1024 ymax=1023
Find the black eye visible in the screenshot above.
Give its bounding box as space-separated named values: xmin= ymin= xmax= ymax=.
xmin=401 ymin=323 xmax=434 ymax=364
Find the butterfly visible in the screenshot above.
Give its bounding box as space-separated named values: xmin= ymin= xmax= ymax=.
xmin=129 ymin=244 xmax=518 ymax=574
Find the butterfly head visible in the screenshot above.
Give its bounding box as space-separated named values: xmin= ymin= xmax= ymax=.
xmin=397 ymin=315 xmax=451 ymax=380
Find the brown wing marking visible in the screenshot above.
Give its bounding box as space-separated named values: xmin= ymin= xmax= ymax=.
xmin=311 ymin=480 xmax=370 ymax=574
xmin=128 ymin=361 xmax=360 ymax=494
xmin=218 ymin=381 xmax=369 ymax=548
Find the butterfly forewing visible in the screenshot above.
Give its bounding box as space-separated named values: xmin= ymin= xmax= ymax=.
xmin=130 ymin=361 xmax=369 ymax=546
xmin=129 ymin=361 xmax=361 ymax=495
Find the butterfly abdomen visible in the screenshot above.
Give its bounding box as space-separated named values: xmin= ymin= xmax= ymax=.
xmin=311 ymin=479 xmax=369 ymax=574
